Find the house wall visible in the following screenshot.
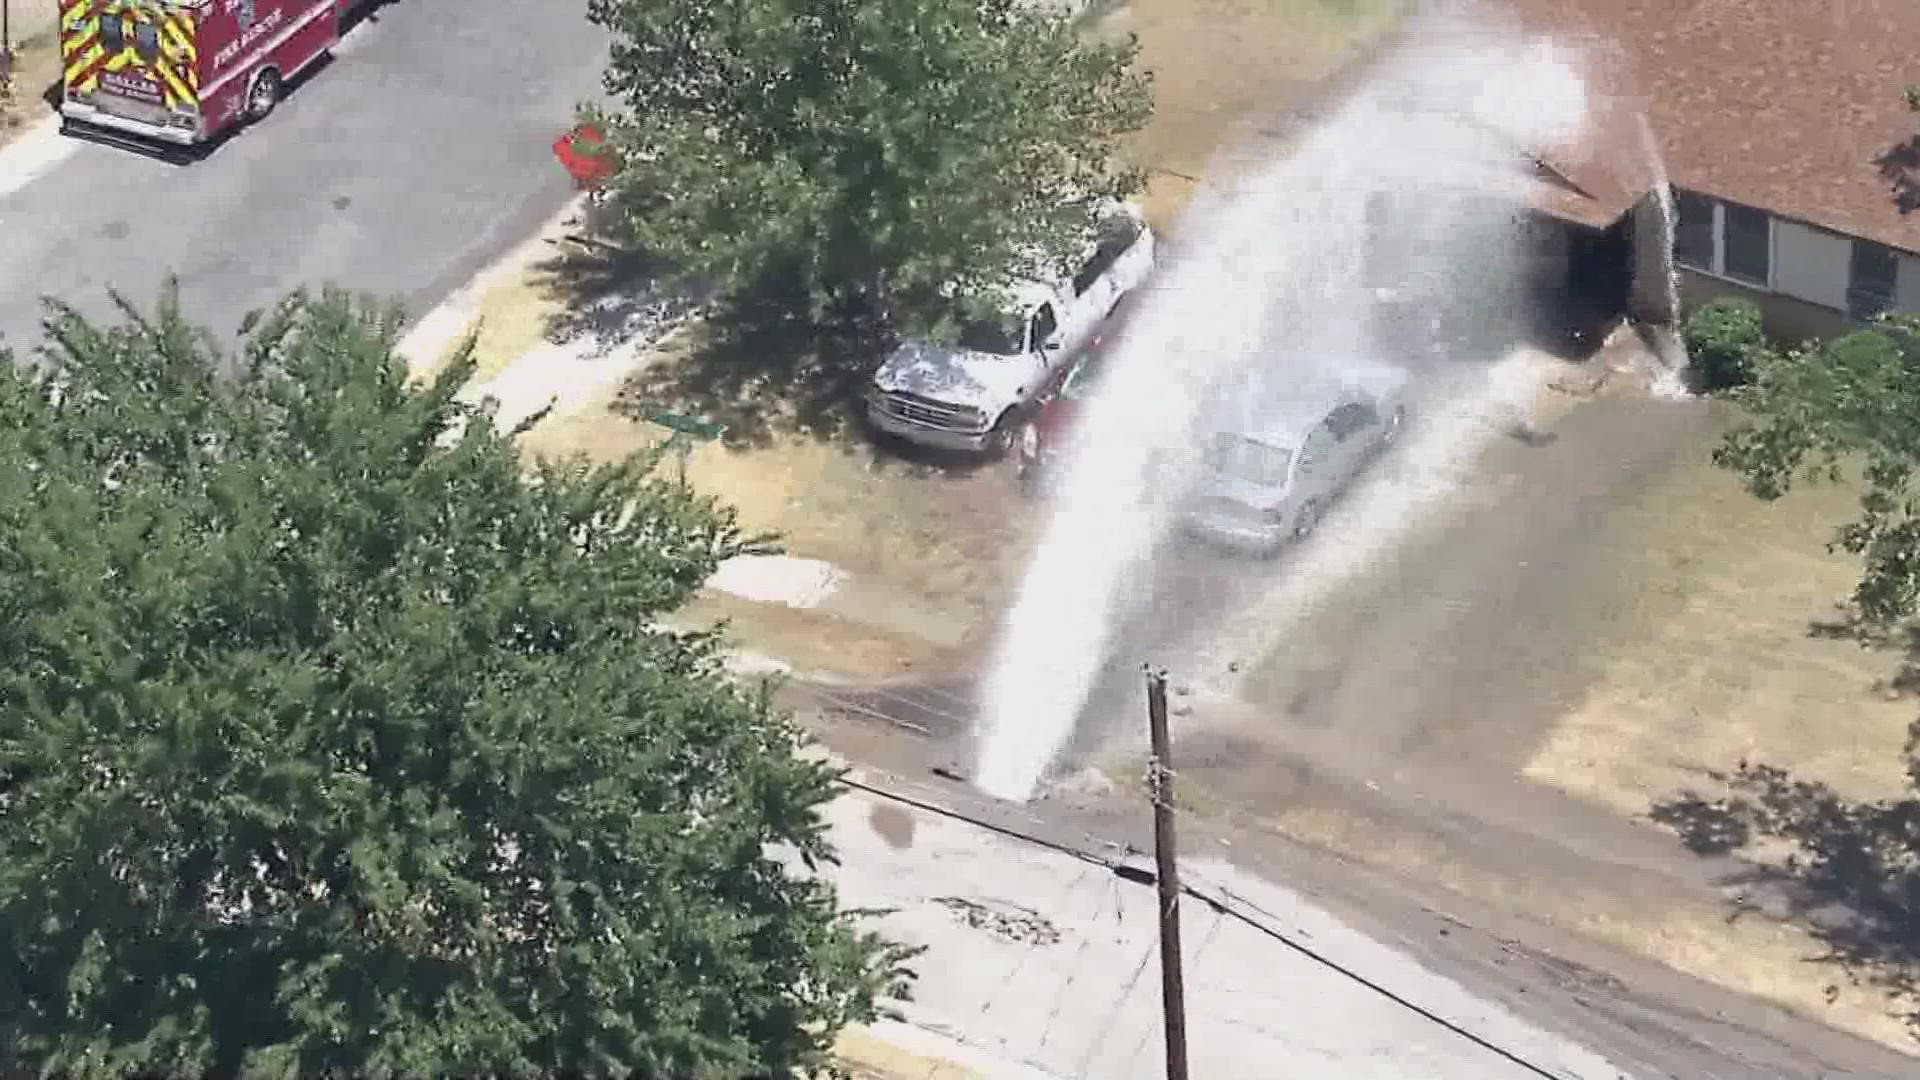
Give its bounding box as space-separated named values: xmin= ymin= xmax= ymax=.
xmin=1673 ymin=186 xmax=1920 ymax=346
xmin=1622 ymin=192 xmax=1673 ymax=323
xmin=1900 ymin=252 xmax=1920 ymax=314
xmin=1678 ymin=269 xmax=1853 ymax=345
xmin=1771 ymin=220 xmax=1850 ymax=312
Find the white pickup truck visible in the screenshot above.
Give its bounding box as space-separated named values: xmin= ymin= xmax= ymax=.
xmin=865 ymin=206 xmax=1155 ymax=454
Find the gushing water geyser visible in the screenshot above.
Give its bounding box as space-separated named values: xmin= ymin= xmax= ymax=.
xmin=971 ymin=8 xmax=1594 ymax=803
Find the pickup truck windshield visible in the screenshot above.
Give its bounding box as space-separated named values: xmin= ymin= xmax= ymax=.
xmin=958 ymin=314 xmax=1024 ymax=356
xmin=1207 ymin=433 xmax=1292 ymax=486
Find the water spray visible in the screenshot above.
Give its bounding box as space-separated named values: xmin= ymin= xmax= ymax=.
xmin=972 ymin=7 xmax=1596 ymax=803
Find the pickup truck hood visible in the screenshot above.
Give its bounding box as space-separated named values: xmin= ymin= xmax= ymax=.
xmin=872 ymin=341 xmax=1044 ymax=411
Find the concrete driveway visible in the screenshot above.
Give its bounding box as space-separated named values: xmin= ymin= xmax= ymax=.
xmin=0 ymin=0 xmax=606 ymax=360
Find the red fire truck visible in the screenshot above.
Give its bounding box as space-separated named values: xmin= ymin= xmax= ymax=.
xmin=57 ymin=0 xmax=374 ymax=151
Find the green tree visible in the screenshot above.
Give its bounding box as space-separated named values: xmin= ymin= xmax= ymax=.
xmin=584 ymin=0 xmax=1152 ymax=329
xmin=1714 ymin=315 xmax=1920 ymax=626
xmin=0 ymin=288 xmax=913 ymax=1076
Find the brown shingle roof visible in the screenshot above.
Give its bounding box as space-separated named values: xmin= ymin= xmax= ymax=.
xmin=1521 ymin=27 xmax=1663 ymax=230
xmin=1510 ymin=0 xmax=1920 ymax=254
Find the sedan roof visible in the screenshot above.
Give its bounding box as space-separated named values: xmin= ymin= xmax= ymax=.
xmin=1217 ymin=357 xmax=1407 ymax=448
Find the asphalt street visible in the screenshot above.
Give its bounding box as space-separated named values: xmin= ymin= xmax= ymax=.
xmin=0 ymin=0 xmax=608 ymax=361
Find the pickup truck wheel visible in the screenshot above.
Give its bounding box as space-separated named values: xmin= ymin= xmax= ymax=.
xmin=985 ymin=411 xmax=1020 ymax=459
xmin=247 ymin=68 xmax=283 ymax=121
xmin=1292 ymin=499 xmax=1322 ymax=541
xmin=1014 ymin=421 xmax=1045 ymax=496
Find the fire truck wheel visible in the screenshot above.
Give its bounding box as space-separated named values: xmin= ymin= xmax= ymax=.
xmin=247 ymin=68 xmax=284 ymax=121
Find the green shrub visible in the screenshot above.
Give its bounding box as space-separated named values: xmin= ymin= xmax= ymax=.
xmin=1683 ymin=296 xmax=1769 ymax=391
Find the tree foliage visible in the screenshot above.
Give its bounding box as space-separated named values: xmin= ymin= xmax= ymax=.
xmin=1714 ymin=315 xmax=1920 ymax=627
xmin=584 ymin=0 xmax=1152 ymax=328
xmin=1680 ymin=296 xmax=1767 ymax=391
xmin=0 ymin=288 xmax=912 ymax=1077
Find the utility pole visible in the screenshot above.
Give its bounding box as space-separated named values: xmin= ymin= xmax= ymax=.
xmin=1 ymin=0 xmax=12 ymax=91
xmin=1144 ymin=665 xmax=1190 ymax=1080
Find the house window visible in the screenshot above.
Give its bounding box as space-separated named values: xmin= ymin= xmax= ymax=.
xmin=1026 ymin=303 xmax=1058 ymax=353
xmin=1670 ymin=189 xmax=1775 ymax=288
xmin=1848 ymin=239 xmax=1900 ymax=321
xmin=1672 ymin=190 xmax=1716 ymax=271
xmin=1722 ymin=203 xmax=1772 ymax=286
xmin=134 ymin=20 xmax=161 ymax=64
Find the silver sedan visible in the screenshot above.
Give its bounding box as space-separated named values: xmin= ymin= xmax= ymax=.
xmin=1178 ymin=365 xmax=1409 ymax=556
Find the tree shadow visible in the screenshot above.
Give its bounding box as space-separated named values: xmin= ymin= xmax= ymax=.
xmin=1643 ymin=599 xmax=1920 ymax=1035
xmin=1806 ymin=608 xmax=1920 ymax=700
xmin=527 ymin=227 xmax=696 ymax=363
xmin=1876 ymin=134 xmax=1920 ymax=216
xmin=525 ymin=220 xmax=1003 ymax=483
xmin=604 ymin=266 xmax=894 ymax=452
xmin=1652 ymin=764 xmax=1920 ymax=1034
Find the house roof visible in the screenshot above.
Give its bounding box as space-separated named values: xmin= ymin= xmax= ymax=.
xmin=1241 ymin=11 xmax=1663 ymax=232
xmin=1508 ymin=0 xmax=1920 ymax=254
xmin=1520 ymin=30 xmax=1664 ymax=230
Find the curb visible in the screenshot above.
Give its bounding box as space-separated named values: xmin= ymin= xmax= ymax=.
xmin=396 ymin=194 xmax=588 ymax=377
xmin=0 ymin=115 xmax=76 ymax=201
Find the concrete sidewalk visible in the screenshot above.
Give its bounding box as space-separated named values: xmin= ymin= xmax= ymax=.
xmin=819 ymin=775 xmax=1632 ymax=1080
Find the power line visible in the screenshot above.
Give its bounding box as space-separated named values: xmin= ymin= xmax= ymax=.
xmin=800 ymin=683 xmax=969 ymax=730
xmin=833 ymin=772 xmax=1574 ymax=1080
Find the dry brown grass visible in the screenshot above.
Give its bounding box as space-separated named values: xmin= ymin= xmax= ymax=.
xmin=1 ymin=23 xmax=62 ymax=149
xmin=834 ymin=1028 xmax=986 ymax=1080
xmin=673 ymin=590 xmax=953 ymax=680
xmin=457 ymin=278 xmax=565 ymax=384
xmin=1240 ymin=798 xmax=1915 ymax=1049
xmin=1098 ymin=0 xmax=1399 ymax=183
xmin=523 ymin=392 xmax=1038 ymax=635
xmin=1525 ymin=406 xmax=1914 ymax=818
xmin=412 ymin=252 xmax=601 ymax=386
xmin=518 ymin=376 xmax=1033 ymax=672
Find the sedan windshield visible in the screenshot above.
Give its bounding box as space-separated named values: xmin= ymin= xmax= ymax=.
xmin=1207 ymin=433 xmax=1292 ymax=486
xmin=1061 ymin=355 xmax=1104 ymax=400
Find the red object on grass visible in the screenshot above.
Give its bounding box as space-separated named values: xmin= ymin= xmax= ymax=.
xmin=553 ymin=123 xmax=617 ymax=189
